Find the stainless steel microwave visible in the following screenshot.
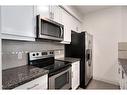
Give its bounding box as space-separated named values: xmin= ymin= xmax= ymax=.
xmin=36 ymin=15 xmax=64 ymax=41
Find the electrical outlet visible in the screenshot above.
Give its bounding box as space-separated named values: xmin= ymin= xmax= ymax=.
xmin=18 ymin=52 xmax=22 ymax=59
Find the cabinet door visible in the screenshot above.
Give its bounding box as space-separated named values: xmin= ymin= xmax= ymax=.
xmin=37 ymin=5 xmax=51 ymax=19
xmin=1 ymin=6 xmax=35 ymax=38
xmin=71 ymin=17 xmax=81 ymax=33
xmin=61 ymin=9 xmax=71 ymax=43
xmin=52 ymin=6 xmax=62 ymax=24
xmin=13 ymin=74 xmax=48 ymax=90
xmin=71 ymin=61 xmax=80 ymax=89
xmin=37 ymin=5 xmax=62 ymax=24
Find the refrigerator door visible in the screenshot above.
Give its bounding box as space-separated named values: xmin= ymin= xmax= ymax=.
xmin=65 ymin=31 xmax=84 ymax=58
xmin=65 ymin=31 xmax=93 ymax=88
xmin=85 ymin=33 xmax=93 ymax=86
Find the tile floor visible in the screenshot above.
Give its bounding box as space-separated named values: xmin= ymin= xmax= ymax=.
xmin=78 ymin=79 xmax=120 ymax=90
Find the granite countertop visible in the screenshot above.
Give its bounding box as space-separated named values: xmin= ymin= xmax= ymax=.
xmin=2 ymin=65 xmax=49 ymax=89
xmin=56 ymin=57 xmax=80 ymax=63
xmin=118 ymin=58 xmax=127 ymax=75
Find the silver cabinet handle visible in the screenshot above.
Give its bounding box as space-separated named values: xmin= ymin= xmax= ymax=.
xmin=27 ymin=84 xmax=39 ymax=89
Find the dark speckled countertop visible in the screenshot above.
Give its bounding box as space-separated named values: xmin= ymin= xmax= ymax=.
xmin=118 ymin=58 xmax=127 ymax=76
xmin=2 ymin=65 xmax=49 ymax=89
xmin=56 ymin=57 xmax=80 ymax=63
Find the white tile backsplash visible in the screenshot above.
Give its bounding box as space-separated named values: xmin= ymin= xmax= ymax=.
xmin=2 ymin=39 xmax=64 ymax=70
xmin=54 ymin=50 xmax=64 ymax=59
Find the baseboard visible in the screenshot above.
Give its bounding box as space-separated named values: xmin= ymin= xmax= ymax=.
xmin=93 ymin=76 xmax=119 ymax=86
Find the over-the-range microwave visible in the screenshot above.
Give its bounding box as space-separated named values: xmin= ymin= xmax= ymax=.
xmin=36 ymin=15 xmax=64 ymax=41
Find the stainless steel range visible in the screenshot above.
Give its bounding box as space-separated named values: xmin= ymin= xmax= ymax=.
xmin=28 ymin=51 xmax=71 ymax=89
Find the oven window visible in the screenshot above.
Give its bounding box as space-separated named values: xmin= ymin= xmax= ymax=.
xmin=55 ymin=72 xmax=69 ymax=89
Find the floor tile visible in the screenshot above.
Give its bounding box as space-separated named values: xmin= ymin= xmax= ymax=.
xmin=78 ymin=79 xmax=120 ymax=90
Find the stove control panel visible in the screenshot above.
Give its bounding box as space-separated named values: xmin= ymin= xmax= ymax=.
xmin=28 ymin=51 xmax=54 ymax=61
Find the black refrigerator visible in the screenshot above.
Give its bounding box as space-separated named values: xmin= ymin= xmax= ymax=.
xmin=65 ymin=31 xmax=93 ymax=88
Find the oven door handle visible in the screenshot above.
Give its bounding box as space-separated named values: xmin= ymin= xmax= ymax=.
xmin=49 ymin=65 xmax=71 ymax=77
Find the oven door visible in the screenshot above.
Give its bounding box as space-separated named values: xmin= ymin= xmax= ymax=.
xmin=48 ymin=66 xmax=71 ymax=89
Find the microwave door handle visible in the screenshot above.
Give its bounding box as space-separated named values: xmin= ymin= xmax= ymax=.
xmin=60 ymin=27 xmax=63 ymax=38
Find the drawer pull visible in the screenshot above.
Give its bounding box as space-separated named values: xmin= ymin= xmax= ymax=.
xmin=27 ymin=84 xmax=39 ymax=89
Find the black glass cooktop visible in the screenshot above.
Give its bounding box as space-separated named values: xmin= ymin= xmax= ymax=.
xmin=43 ymin=60 xmax=71 ymax=73
xmin=29 ymin=56 xmax=71 ymax=74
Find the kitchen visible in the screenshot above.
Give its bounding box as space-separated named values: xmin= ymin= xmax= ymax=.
xmin=0 ymin=5 xmax=127 ymax=90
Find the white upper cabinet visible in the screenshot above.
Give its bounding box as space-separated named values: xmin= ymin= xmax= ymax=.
xmin=37 ymin=5 xmax=62 ymax=24
xmin=36 ymin=5 xmax=50 ymax=18
xmin=0 ymin=6 xmax=81 ymax=42
xmin=71 ymin=17 xmax=81 ymax=33
xmin=1 ymin=6 xmax=35 ymax=41
xmin=60 ymin=7 xmax=82 ymax=44
xmin=52 ymin=6 xmax=62 ymax=24
xmin=61 ymin=9 xmax=71 ymax=44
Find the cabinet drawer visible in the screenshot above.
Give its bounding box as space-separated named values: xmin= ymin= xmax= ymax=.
xmin=13 ymin=74 xmax=48 ymax=90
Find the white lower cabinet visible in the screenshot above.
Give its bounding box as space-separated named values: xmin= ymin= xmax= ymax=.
xmin=13 ymin=74 xmax=48 ymax=90
xmin=71 ymin=61 xmax=80 ymax=89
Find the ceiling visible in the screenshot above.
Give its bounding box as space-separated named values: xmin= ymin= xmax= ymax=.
xmin=71 ymin=6 xmax=113 ymax=16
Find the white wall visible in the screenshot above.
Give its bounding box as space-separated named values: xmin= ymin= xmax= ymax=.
xmin=121 ymin=7 xmax=127 ymax=42
xmin=82 ymin=7 xmax=122 ymax=85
